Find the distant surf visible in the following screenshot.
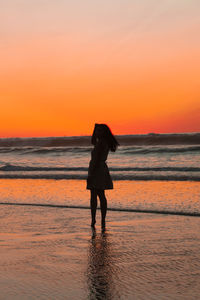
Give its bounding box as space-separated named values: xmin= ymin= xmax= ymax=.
xmin=0 ymin=132 xmax=200 ymax=147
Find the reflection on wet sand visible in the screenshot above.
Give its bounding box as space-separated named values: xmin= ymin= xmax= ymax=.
xmin=87 ymin=229 xmax=114 ymax=300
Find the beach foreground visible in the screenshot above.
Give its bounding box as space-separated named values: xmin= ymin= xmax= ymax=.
xmin=1 ymin=201 xmax=200 ymax=300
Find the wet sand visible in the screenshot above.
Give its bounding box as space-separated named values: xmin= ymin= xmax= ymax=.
xmin=1 ymin=203 xmax=200 ymax=300
xmin=0 ymin=179 xmax=200 ymax=214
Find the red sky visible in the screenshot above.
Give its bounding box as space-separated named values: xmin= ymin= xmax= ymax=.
xmin=0 ymin=0 xmax=200 ymax=137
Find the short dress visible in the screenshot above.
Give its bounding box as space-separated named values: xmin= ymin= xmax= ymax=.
xmin=87 ymin=139 xmax=113 ymax=190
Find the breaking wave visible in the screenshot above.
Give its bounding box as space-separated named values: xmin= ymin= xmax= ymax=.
xmin=0 ymin=145 xmax=199 ymax=156
xmin=121 ymin=146 xmax=200 ymax=154
xmin=0 ymin=146 xmax=90 ymax=154
xmin=0 ymin=164 xmax=200 ymax=173
xmin=0 ymin=173 xmax=199 ymax=181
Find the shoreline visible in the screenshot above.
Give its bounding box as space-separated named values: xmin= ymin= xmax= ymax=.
xmin=1 ymin=201 xmax=200 ymax=217
xmin=0 ymin=179 xmax=199 ymax=216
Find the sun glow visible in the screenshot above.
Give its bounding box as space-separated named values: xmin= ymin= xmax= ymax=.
xmin=0 ymin=1 xmax=199 ymax=137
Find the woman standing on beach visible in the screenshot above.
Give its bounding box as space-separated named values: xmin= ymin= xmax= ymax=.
xmin=87 ymin=124 xmax=119 ymax=228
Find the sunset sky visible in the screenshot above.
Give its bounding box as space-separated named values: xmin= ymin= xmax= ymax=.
xmin=1 ymin=0 xmax=200 ymax=137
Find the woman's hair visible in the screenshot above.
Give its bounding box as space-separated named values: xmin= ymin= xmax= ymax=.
xmin=91 ymin=123 xmax=119 ymax=152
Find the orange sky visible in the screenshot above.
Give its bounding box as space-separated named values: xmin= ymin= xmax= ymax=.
xmin=0 ymin=0 xmax=200 ymax=137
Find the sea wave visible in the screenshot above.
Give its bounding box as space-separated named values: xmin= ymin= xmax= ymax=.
xmin=0 ymin=145 xmax=199 ymax=155
xmin=0 ymin=173 xmax=199 ymax=181
xmin=121 ymin=145 xmax=200 ymax=154
xmin=0 ymin=133 xmax=199 ymax=147
xmin=0 ymin=146 xmax=90 ymax=154
xmin=1 ymin=164 xmax=200 ymax=172
xmin=0 ymin=164 xmax=88 ymax=171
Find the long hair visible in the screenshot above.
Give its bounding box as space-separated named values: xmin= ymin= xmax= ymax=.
xmin=91 ymin=124 xmax=119 ymax=152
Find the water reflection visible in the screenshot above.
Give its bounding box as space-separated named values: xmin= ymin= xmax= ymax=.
xmin=87 ymin=228 xmax=113 ymax=300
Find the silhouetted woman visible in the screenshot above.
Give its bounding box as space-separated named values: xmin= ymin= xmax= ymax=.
xmin=87 ymin=124 xmax=119 ymax=228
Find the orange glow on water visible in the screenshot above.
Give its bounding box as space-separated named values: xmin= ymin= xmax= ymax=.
xmin=0 ymin=179 xmax=200 ymax=211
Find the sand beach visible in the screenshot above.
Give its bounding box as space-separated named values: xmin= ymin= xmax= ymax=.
xmin=1 ymin=179 xmax=200 ymax=299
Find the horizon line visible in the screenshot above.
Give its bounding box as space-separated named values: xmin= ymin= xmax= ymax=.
xmin=0 ymin=131 xmax=200 ymax=139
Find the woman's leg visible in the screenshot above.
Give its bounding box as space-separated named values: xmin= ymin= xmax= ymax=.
xmin=97 ymin=190 xmax=107 ymax=228
xmin=90 ymin=189 xmax=97 ymax=227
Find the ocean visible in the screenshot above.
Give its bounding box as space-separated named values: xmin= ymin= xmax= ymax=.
xmin=0 ymin=133 xmax=200 ymax=181
xmin=0 ymin=133 xmax=199 ymax=215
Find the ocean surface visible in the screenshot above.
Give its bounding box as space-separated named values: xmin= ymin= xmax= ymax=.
xmin=0 ymin=133 xmax=199 ymax=181
xmin=0 ymin=132 xmax=199 ymax=216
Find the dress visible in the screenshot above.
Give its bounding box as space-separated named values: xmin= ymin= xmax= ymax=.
xmin=87 ymin=139 xmax=113 ymax=190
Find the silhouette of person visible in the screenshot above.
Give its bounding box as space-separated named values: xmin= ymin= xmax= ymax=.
xmin=87 ymin=124 xmax=119 ymax=228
